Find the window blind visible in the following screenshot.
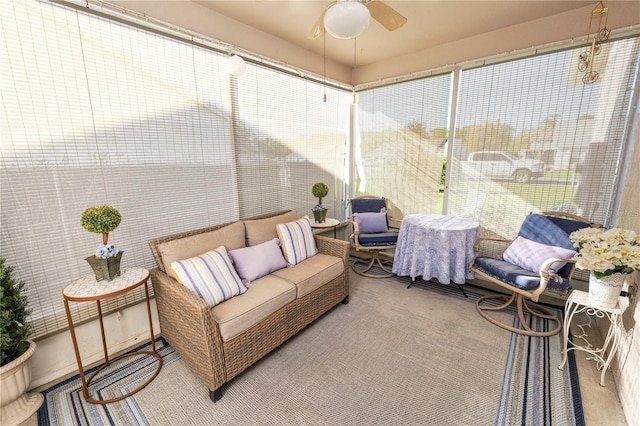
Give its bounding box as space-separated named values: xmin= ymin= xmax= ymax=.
xmin=355 ymin=74 xmax=452 ymax=215
xmin=234 ymin=65 xmax=350 ymax=220
xmin=0 ymin=0 xmax=350 ymax=338
xmin=446 ymin=37 xmax=640 ymax=239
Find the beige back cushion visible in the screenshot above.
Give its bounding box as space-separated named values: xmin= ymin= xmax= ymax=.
xmin=157 ymin=221 xmax=246 ymax=277
xmin=244 ymin=211 xmax=300 ymax=247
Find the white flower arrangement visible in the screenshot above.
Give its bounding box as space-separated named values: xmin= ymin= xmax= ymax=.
xmin=569 ymin=227 xmax=640 ymax=279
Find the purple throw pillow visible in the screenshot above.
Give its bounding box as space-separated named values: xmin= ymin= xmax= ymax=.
xmin=353 ymin=212 xmax=389 ymax=233
xmin=228 ymin=238 xmax=287 ymax=286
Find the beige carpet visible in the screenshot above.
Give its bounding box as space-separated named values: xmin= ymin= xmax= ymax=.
xmin=135 ymin=274 xmax=513 ymax=425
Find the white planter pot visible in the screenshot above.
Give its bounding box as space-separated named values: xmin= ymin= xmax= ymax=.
xmin=0 ymin=340 xmax=44 ymax=426
xmin=588 ymin=272 xmax=625 ymax=309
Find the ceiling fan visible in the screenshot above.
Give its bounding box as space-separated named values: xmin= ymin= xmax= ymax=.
xmin=308 ymin=0 xmax=407 ymax=40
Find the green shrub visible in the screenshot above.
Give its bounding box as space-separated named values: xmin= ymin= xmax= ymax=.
xmin=0 ymin=258 xmax=32 ymax=366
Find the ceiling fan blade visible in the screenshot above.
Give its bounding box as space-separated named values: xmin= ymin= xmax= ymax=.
xmin=366 ymin=0 xmax=407 ymax=31
xmin=307 ymin=8 xmax=327 ymax=39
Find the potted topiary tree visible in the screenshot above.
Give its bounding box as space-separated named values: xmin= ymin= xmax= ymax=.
xmin=311 ymin=182 xmax=329 ymax=223
xmin=81 ymin=205 xmax=123 ymax=281
xmin=0 ymin=258 xmax=44 ymax=426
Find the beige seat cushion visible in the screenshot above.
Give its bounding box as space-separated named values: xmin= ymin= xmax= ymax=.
xmin=272 ymin=253 xmax=343 ymax=299
xmin=244 ymin=211 xmax=299 ymax=246
xmin=211 ymin=274 xmax=296 ymax=341
xmin=157 ymin=221 xmax=246 ymax=277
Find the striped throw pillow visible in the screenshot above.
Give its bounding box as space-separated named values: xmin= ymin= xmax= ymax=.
xmin=170 ymin=246 xmax=247 ymax=307
xmin=276 ymin=216 xmax=318 ymax=266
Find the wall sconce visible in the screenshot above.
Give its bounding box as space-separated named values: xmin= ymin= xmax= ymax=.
xmin=578 ymin=1 xmax=610 ymax=84
xmin=227 ymin=55 xmax=246 ymax=76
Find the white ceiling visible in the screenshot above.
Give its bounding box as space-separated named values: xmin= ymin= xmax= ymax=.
xmin=195 ymin=1 xmax=596 ymax=68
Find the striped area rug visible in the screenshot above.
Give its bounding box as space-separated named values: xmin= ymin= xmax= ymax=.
xmin=37 ymin=273 xmax=583 ymax=425
xmin=497 ymin=315 xmax=584 ymax=425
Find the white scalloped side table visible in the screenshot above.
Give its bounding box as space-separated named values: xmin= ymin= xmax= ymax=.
xmin=558 ymin=289 xmax=622 ymax=386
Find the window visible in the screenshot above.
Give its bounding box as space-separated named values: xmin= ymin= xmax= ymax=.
xmin=0 ymin=0 xmax=349 ymax=338
xmin=356 ymin=74 xmax=453 ymax=215
xmin=446 ymin=37 xmax=640 ymax=238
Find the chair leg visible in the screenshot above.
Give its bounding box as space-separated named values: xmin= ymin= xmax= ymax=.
xmin=352 ymin=251 xmax=394 ymax=278
xmin=476 ymin=292 xmax=562 ymax=337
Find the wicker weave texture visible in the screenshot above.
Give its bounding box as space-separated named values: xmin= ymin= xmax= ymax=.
xmin=147 ymin=211 xmax=349 ymax=397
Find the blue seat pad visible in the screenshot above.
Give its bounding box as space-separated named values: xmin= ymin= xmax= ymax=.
xmin=474 ymin=257 xmax=569 ymax=291
xmin=358 ymin=230 xmax=398 ymax=246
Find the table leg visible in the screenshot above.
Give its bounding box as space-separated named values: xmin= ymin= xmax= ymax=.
xmin=64 ymin=299 xmax=89 ymax=399
xmin=598 ymin=315 xmax=621 ymax=386
xmin=96 ymin=300 xmax=109 ymax=362
xmin=144 ymin=281 xmax=157 ymax=353
xmin=407 ymin=277 xmax=416 ymax=288
xmin=558 ymin=300 xmax=576 ymax=371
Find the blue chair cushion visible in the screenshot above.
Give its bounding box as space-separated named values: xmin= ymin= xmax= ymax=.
xmin=474 ymin=257 xmax=570 ymax=291
xmin=358 ymin=230 xmax=398 ymax=247
xmin=351 ymin=198 xmax=387 ymax=214
xmin=519 ymin=214 xmax=590 ymax=250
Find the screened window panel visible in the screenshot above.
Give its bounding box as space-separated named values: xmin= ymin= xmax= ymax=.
xmin=356 ymin=74 xmax=452 ymax=215
xmin=234 ymin=66 xmax=350 ymax=219
xmin=1 ymin=0 xmax=237 ymax=337
xmin=447 ymin=37 xmax=640 ymax=238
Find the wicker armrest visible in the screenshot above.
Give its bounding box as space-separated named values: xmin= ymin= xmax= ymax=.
xmin=149 ymin=268 xmax=225 ymax=392
xmin=315 ymin=234 xmax=350 ymax=264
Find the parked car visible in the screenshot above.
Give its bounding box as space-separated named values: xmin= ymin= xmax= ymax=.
xmin=462 ymin=151 xmax=545 ymax=183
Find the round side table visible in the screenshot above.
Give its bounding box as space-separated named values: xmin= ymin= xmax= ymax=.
xmin=63 ymin=267 xmax=162 ymax=404
xmin=310 ymin=217 xmax=340 ymax=238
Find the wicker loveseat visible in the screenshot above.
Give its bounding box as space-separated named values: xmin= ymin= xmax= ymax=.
xmin=148 ymin=210 xmax=350 ymax=402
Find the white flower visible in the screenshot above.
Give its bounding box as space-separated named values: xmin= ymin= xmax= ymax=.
xmin=570 ymin=227 xmax=640 ymax=278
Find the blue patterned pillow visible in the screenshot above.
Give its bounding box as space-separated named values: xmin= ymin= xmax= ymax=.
xmin=170 ymin=246 xmax=247 ymax=307
xmin=276 ymin=216 xmax=318 ymax=266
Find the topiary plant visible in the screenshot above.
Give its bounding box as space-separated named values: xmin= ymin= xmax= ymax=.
xmin=81 ymin=205 xmax=121 ymax=245
xmin=0 ymin=258 xmax=32 ymax=367
xmin=311 ymin=182 xmax=329 ymax=208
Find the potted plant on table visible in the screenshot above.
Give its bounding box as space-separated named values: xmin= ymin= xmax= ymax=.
xmin=81 ymin=205 xmax=123 ymax=281
xmin=0 ymin=258 xmax=44 ymax=426
xmin=311 ymin=182 xmax=329 ymax=223
xmin=570 ymin=227 xmax=640 ymax=308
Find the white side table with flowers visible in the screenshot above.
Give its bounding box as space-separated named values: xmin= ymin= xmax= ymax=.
xmin=558 ymin=289 xmax=622 ymax=386
xmin=569 ymin=227 xmax=640 ymax=309
xmin=558 ymin=226 xmax=639 ymax=386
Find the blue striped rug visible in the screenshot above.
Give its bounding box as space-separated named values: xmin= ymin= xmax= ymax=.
xmin=497 ymin=315 xmax=584 ymax=425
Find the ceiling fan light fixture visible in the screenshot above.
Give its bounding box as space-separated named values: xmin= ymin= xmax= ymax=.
xmin=323 ymin=1 xmax=371 ymax=40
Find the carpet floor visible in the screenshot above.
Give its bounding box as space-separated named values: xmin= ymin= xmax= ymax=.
xmin=37 ymin=271 xmax=583 ymax=425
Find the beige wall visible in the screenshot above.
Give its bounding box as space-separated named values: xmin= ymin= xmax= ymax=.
xmin=613 ymin=101 xmax=640 ymax=425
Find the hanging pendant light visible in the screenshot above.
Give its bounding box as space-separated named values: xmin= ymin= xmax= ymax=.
xmin=323 ymin=1 xmax=371 ymax=40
